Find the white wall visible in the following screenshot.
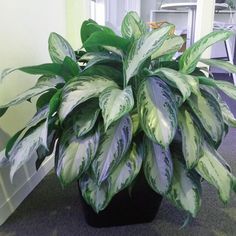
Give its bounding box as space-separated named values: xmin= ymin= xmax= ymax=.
xmin=0 ymin=0 xmax=66 ymax=225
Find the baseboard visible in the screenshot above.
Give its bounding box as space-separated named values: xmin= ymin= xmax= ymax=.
xmin=0 ymin=156 xmax=54 ymax=226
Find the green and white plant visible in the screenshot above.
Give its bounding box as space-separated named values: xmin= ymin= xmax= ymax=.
xmin=0 ymin=12 xmax=236 ymax=219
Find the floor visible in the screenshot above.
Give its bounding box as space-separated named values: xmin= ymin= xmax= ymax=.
xmin=0 ymin=74 xmax=236 ymax=236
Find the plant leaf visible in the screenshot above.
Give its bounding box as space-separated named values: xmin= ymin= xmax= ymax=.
xmin=121 ymin=11 xmax=147 ymax=39
xmin=83 ymin=31 xmax=130 ymax=55
xmin=149 ymin=68 xmax=192 ymax=101
xmin=65 ymin=99 xmax=100 ymax=137
xmin=178 ymin=106 xmax=203 ymax=169
xmin=179 ymin=30 xmax=233 ymax=74
xmin=124 ymin=24 xmax=174 ymax=84
xmin=167 ymin=158 xmax=201 ymax=217
xmin=218 ymin=98 xmax=236 ymax=127
xmin=198 ymin=76 xmax=236 ymax=101
xmin=0 ymin=149 xmax=9 ymax=167
xmin=137 ymin=76 xmax=177 ymax=147
xmin=187 ymin=90 xmax=224 ymax=144
xmin=79 ymin=172 xmax=110 ymax=213
xmin=92 ymin=115 xmax=132 ymax=185
xmin=9 ymin=120 xmax=48 ymax=181
xmin=59 ymin=75 xmax=118 ymax=121
xmin=0 ymin=75 xmax=63 ymax=113
xmin=5 ymin=106 xmax=49 ymax=158
xmin=56 ymin=128 xmax=100 ymax=186
xmin=48 ymin=32 xmax=76 ymax=64
xmin=81 ymin=65 xmax=123 ymax=87
xmin=108 ymin=142 xmax=143 ymax=197
xmin=80 ymin=52 xmax=121 ymax=70
xmin=143 ymin=137 xmax=173 ymax=194
xmin=195 ymin=142 xmax=234 ymax=204
xmin=99 ymin=86 xmax=134 ymax=130
xmin=200 ymin=58 xmax=236 ymax=74
xmin=151 ymin=35 xmax=184 ymax=60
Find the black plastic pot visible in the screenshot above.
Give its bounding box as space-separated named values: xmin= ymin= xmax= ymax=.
xmin=78 ymin=170 xmax=163 ymax=227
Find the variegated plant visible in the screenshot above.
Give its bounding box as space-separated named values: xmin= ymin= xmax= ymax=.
xmin=1 ymin=12 xmax=236 ymax=219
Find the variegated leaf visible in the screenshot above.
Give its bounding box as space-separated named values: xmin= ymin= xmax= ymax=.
xmin=59 ymin=75 xmax=118 ymax=121
xmin=178 ymin=106 xmax=203 ymax=169
xmin=200 ymin=58 xmax=236 ymax=74
xmin=179 ymin=30 xmax=233 ymax=74
xmin=187 ymin=90 xmax=224 ymax=144
xmin=92 ymin=115 xmax=132 ymax=185
xmin=151 ymin=35 xmax=184 ymax=60
xmin=137 ymin=77 xmax=177 ymax=147
xmin=0 ymin=76 xmax=63 ymax=113
xmin=124 ymin=24 xmax=174 ymax=84
xmin=5 ymin=106 xmax=49 ymax=157
xmin=56 ymin=129 xmax=100 ymax=186
xmin=195 ymin=142 xmax=234 ymax=204
xmin=108 ymin=142 xmax=143 ymax=197
xmin=99 ymin=86 xmax=134 ymax=130
xmin=48 ymin=32 xmax=76 ymax=64
xmin=198 ymin=76 xmax=236 ymax=101
xmin=218 ymin=98 xmax=236 ymax=127
xmin=65 ymin=99 xmax=100 ymax=137
xmin=131 ymin=112 xmax=140 ymax=135
xmin=167 ymin=158 xmax=201 ymax=217
xmin=0 ymin=149 xmax=9 ymax=167
xmin=144 ymin=137 xmax=173 ymax=194
xmin=79 ymin=172 xmax=110 ymax=213
xmin=150 ymin=68 xmax=192 ymax=101
xmin=121 ymin=11 xmax=147 ymax=39
xmin=9 ymin=120 xmax=48 ymax=181
xmin=80 ymin=52 xmax=121 ymax=70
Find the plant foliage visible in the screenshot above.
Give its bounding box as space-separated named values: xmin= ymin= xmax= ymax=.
xmin=1 ymin=11 xmax=236 ymax=219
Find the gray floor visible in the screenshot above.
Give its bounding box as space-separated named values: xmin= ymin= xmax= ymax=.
xmin=0 ymin=74 xmax=236 ymax=236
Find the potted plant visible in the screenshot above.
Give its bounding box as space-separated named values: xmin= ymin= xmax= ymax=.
xmin=0 ymin=11 xmax=236 ymax=227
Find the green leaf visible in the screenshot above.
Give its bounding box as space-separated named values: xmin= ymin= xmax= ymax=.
xmin=48 ymin=89 xmax=62 ymax=117
xmin=178 ymin=106 xmax=203 ymax=169
xmin=81 ymin=19 xmax=115 ymax=45
xmin=61 ymin=56 xmax=80 ymax=81
xmin=9 ymin=120 xmax=48 ymax=181
xmin=200 ymin=58 xmax=236 ymax=74
xmin=108 ymin=142 xmax=143 ymax=197
xmin=195 ymin=142 xmax=234 ymax=204
xmin=59 ymin=75 xmax=118 ymax=121
xmin=187 ymin=90 xmax=224 ymax=144
xmin=130 ymin=111 xmax=140 ymax=135
xmin=92 ymin=115 xmax=132 ymax=185
xmin=56 ymin=128 xmax=100 ymax=186
xmin=124 ymin=24 xmax=174 ymax=84
xmin=36 ymin=90 xmax=57 ymax=111
xmin=80 ymin=52 xmax=122 ymax=70
xmin=80 ymin=65 xmax=123 ymax=87
xmin=179 ymin=30 xmax=233 ymax=74
xmin=48 ymin=32 xmax=76 ymax=64
xmin=151 ymin=35 xmax=184 ymax=60
xmin=65 ymin=99 xmax=100 ymax=137
xmin=143 ymin=137 xmax=173 ymax=194
xmin=137 ymin=77 xmax=178 ymax=147
xmin=121 ymin=11 xmax=147 ymax=39
xmin=0 ymin=75 xmax=63 ymax=111
xmin=79 ymin=172 xmax=110 ymax=213
xmin=167 ymin=158 xmax=201 ymax=217
xmin=83 ymin=31 xmax=130 ymax=56
xmin=99 ymin=86 xmax=134 ymax=130
xmin=19 ymin=63 xmax=63 ymax=76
